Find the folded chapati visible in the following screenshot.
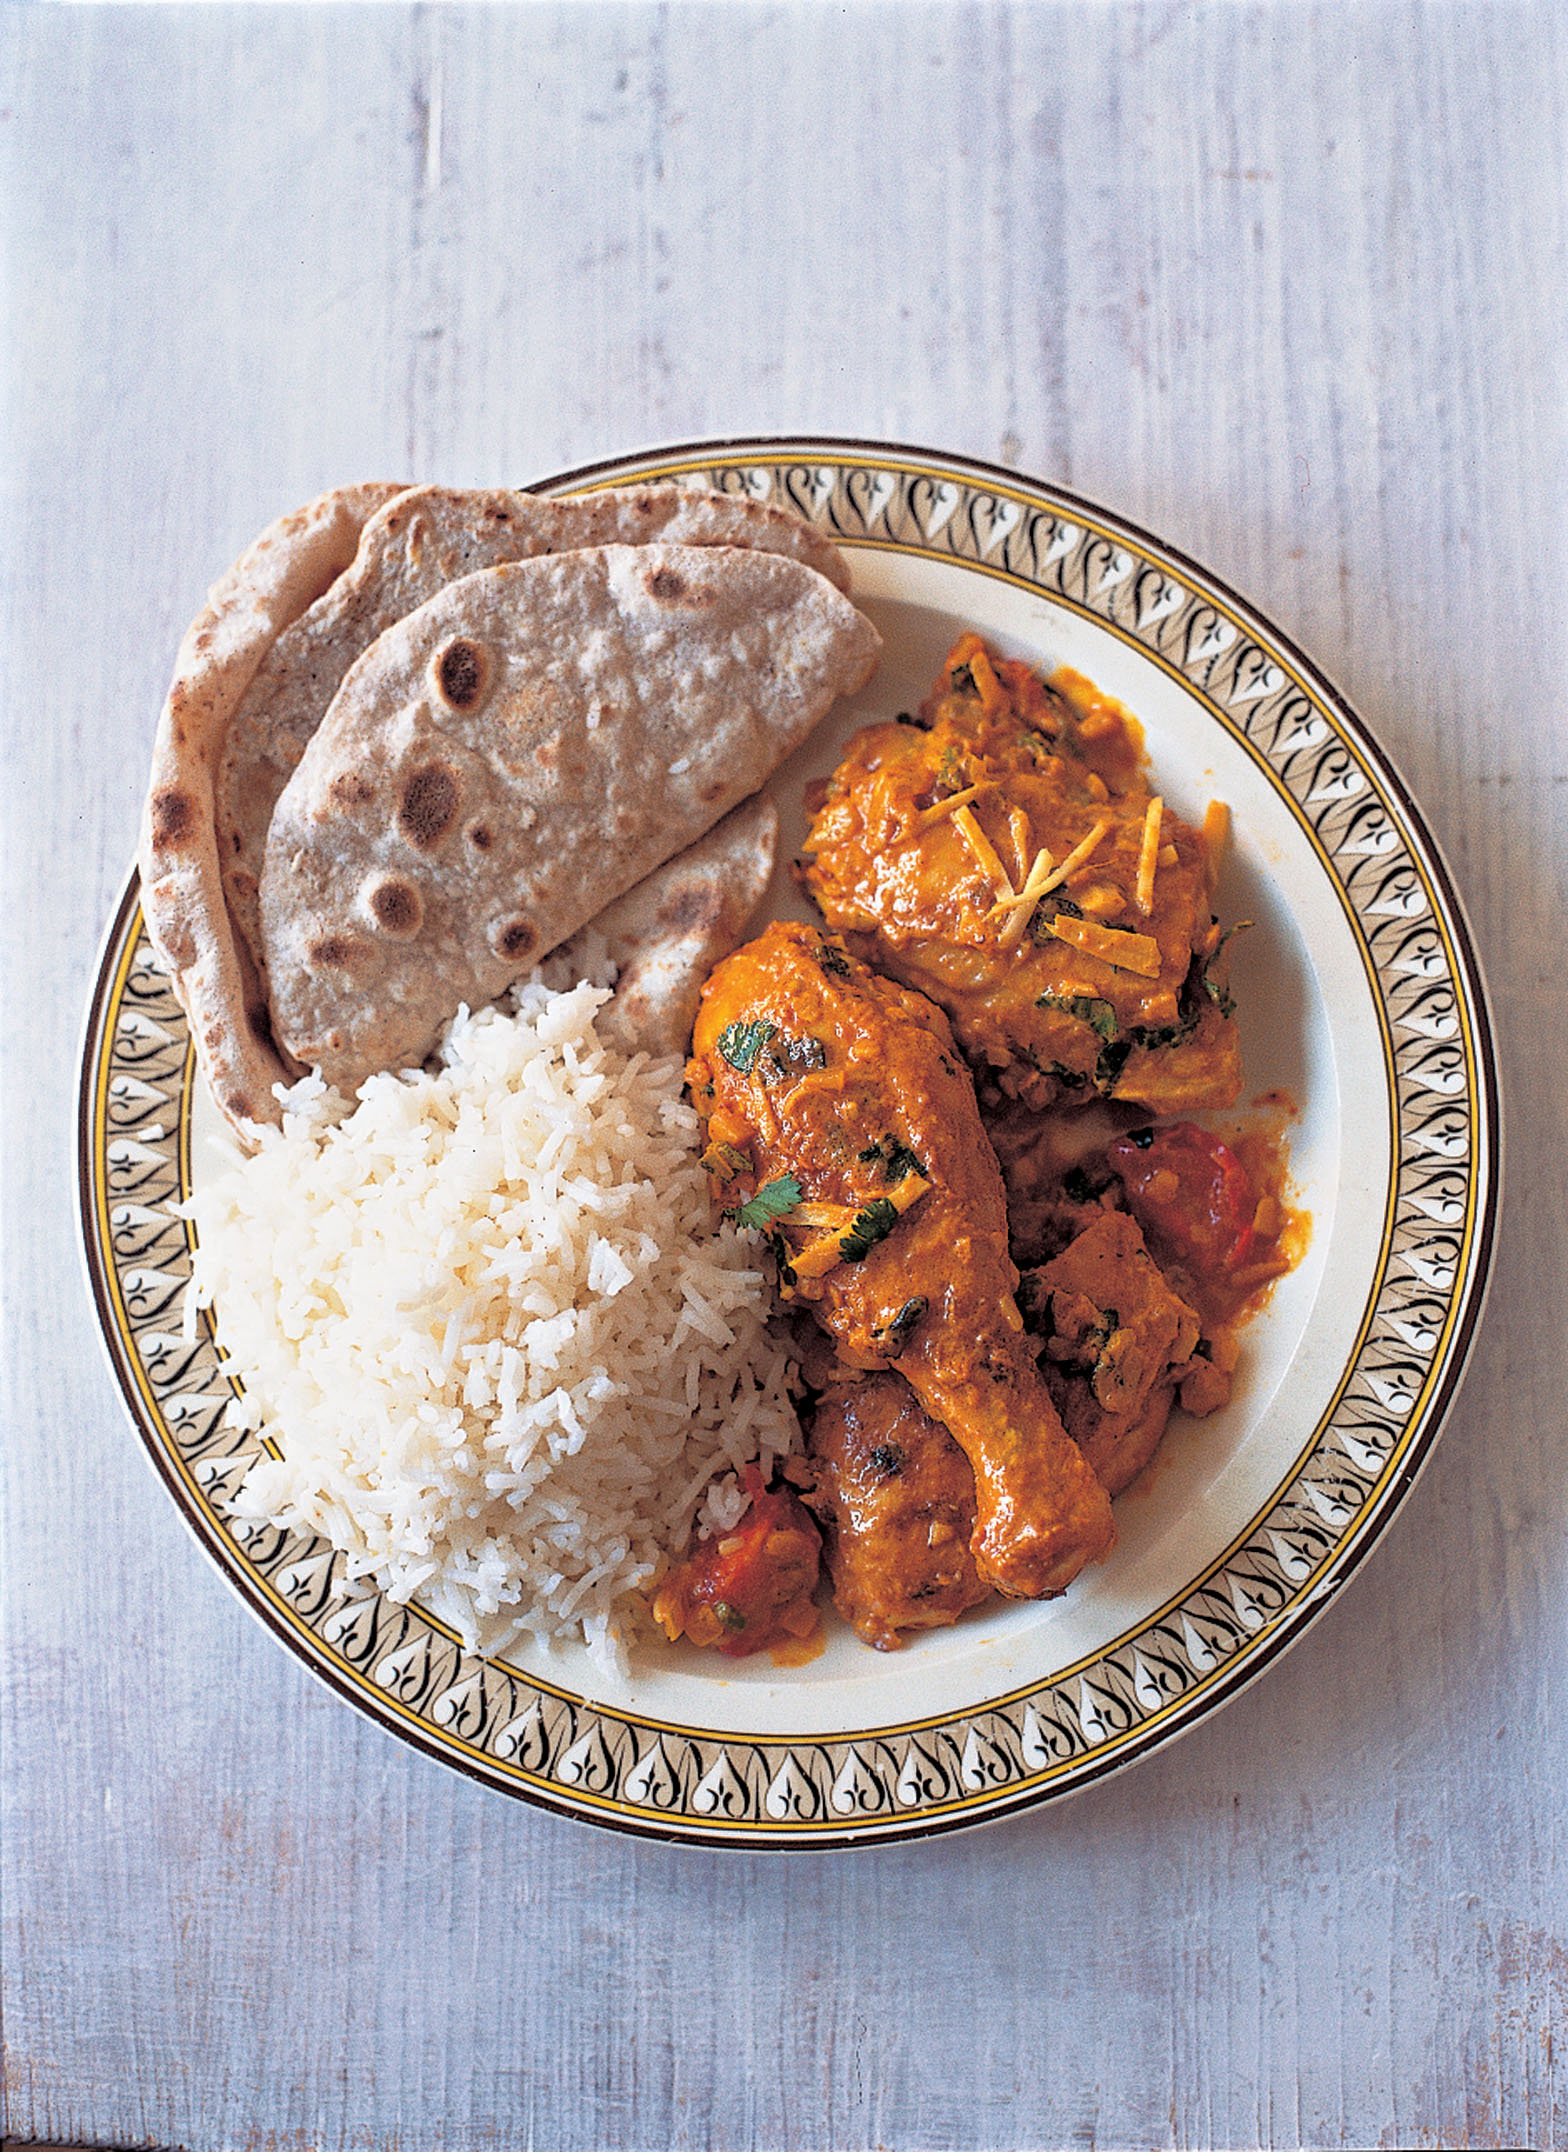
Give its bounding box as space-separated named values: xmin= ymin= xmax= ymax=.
xmin=217 ymin=481 xmax=852 ymax=988
xmin=143 ymin=479 xmax=854 ymax=1141
xmin=259 ymin=543 xmax=880 ymax=1091
xmin=563 ymin=793 xmax=780 ymax=1059
xmin=137 ymin=483 xmax=411 ymax=1132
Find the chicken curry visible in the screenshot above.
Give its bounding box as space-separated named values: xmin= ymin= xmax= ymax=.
xmin=651 ymin=635 xmax=1300 ymax=1660
xmin=800 ymin=634 xmax=1242 ymax=1117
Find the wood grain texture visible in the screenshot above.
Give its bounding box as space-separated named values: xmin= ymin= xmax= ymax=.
xmin=3 ymin=5 xmax=1564 ymax=2148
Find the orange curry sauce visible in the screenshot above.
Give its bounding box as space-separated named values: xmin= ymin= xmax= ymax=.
xmin=656 ymin=634 xmax=1307 ymax=1660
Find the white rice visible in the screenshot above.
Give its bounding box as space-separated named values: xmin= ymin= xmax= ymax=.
xmin=181 ymin=978 xmax=801 ymax=1676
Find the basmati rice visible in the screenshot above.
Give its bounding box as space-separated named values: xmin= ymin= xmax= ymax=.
xmin=181 ymin=978 xmax=802 ymax=1676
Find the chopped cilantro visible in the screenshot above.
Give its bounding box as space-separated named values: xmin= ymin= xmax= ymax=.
xmin=838 ymin=1196 xmax=901 ymax=1264
xmin=727 ymin=1175 xmax=803 ymax=1230
xmin=935 ymin=743 xmax=971 ymax=791
xmin=1201 ymin=920 xmax=1251 ymax=1020
xmin=1094 ymin=1037 xmax=1134 ymax=1091
xmin=857 ymin=1133 xmax=927 ymax=1185
xmin=1036 ymin=990 xmax=1120 ymax=1043
xmin=717 ymin=1018 xmax=777 ymax=1073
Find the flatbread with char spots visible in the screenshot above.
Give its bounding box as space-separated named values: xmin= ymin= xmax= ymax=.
xmin=136 ymin=483 xmax=412 ymax=1134
xmin=558 ymin=793 xmax=780 ymax=1059
xmin=217 ymin=480 xmax=852 ymax=991
xmin=259 ymin=543 xmax=880 ymax=1092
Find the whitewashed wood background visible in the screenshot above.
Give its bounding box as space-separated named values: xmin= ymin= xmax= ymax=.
xmin=4 ymin=6 xmax=1564 ymax=2149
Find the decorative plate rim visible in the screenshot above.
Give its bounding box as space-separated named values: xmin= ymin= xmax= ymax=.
xmin=80 ymin=439 xmax=1501 ymax=1849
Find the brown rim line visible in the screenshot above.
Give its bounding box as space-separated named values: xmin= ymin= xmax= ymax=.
xmin=83 ymin=444 xmax=1500 ymax=1847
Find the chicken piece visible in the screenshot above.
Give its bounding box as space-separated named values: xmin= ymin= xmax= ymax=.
xmin=1019 ymin=1207 xmax=1203 ymax=1495
xmin=650 ymin=1465 xmax=822 ymax=1658
xmin=800 ymin=636 xmax=1242 ymax=1115
xmin=806 ymin=1372 xmax=990 ymax=1650
xmin=689 ymin=920 xmax=1115 ymax=1600
xmin=979 ymin=1090 xmax=1129 ymax=1266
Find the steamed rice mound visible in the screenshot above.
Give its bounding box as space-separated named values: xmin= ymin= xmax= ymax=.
xmin=184 ymin=979 xmax=802 ymax=1672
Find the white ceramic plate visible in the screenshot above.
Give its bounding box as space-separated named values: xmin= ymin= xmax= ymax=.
xmin=80 ymin=440 xmax=1499 ymax=1847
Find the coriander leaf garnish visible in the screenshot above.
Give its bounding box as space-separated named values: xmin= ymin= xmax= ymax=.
xmin=856 ymin=1133 xmax=927 ymax=1185
xmin=727 ymin=1175 xmax=804 ymax=1230
xmin=1094 ymin=1037 xmax=1134 ymax=1091
xmin=838 ymin=1196 xmax=901 ymax=1263
xmin=1201 ymin=920 xmax=1252 ymax=1020
xmin=717 ymin=1018 xmax=777 ymax=1073
xmin=1036 ymin=989 xmax=1120 ymax=1043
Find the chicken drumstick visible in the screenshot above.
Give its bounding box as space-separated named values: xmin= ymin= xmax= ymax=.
xmin=688 ymin=920 xmax=1115 ymax=1600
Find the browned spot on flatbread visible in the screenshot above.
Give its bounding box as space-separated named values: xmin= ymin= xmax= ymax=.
xmin=329 ymin=769 xmax=376 ymax=809
xmin=367 ymin=877 xmax=422 ymax=935
xmin=221 ymin=1087 xmax=256 ymax=1123
xmin=433 ymin=637 xmax=490 ymax=712
xmin=491 ymin=916 xmax=538 ymax=963
xmin=160 ymin=918 xmax=196 ymax=970
xmin=149 ymin=787 xmax=194 ymax=848
xmin=308 ymin=932 xmax=362 ymax=969
xmin=397 ymin=764 xmax=461 ymax=849
xmin=466 ymin=823 xmax=493 ymax=851
xmin=645 ymin=567 xmax=686 ymax=601
xmin=665 ymin=884 xmax=727 ymax=936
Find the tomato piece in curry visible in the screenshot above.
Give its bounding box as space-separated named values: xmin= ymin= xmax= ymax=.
xmin=651 ymin=1464 xmax=823 ymax=1659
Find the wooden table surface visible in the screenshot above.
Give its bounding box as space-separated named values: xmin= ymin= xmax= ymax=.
xmin=5 ymin=7 xmax=1564 ymax=2148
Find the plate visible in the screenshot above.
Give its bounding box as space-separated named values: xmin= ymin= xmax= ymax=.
xmin=79 ymin=439 xmax=1500 ymax=1847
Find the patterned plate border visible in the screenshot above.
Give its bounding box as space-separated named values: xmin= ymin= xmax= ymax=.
xmin=80 ymin=440 xmax=1500 ymax=1848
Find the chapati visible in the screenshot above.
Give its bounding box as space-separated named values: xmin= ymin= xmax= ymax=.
xmin=217 ymin=481 xmax=852 ymax=986
xmin=560 ymin=793 xmax=780 ymax=1059
xmin=136 ymin=482 xmax=410 ymax=1133
xmin=259 ymin=542 xmax=880 ymax=1091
